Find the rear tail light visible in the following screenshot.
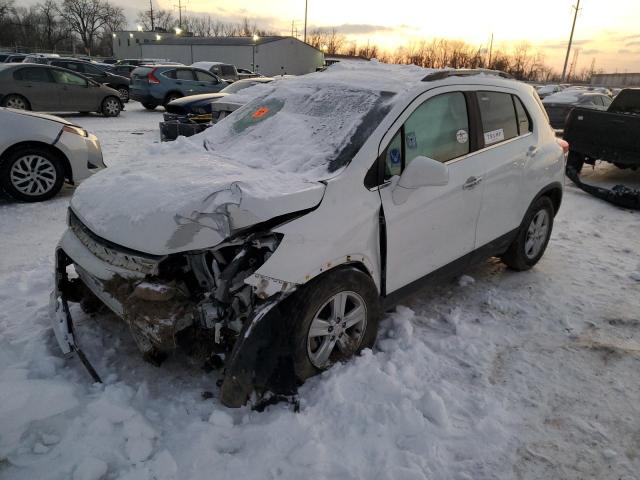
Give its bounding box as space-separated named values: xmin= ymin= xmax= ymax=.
xmin=556 ymin=138 xmax=569 ymax=154
xmin=147 ymin=68 xmax=160 ymax=84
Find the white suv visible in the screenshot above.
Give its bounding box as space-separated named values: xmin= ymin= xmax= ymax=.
xmin=51 ymin=64 xmax=565 ymax=407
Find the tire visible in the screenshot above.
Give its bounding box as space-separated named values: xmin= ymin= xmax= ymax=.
xmin=164 ymin=93 xmax=182 ymax=106
xmin=117 ymin=86 xmax=129 ymax=103
xmin=501 ymin=196 xmax=555 ymax=271
xmin=2 ymin=94 xmax=30 ymax=110
xmin=142 ymin=102 xmax=157 ymax=110
xmin=566 ymin=151 xmax=584 ymax=174
xmin=0 ymin=146 xmax=64 ymax=202
xmin=287 ymin=267 xmax=382 ymax=381
xmin=101 ymin=96 xmax=121 ymax=117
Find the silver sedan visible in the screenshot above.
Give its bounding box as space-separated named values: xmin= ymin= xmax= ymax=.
xmin=0 ymin=107 xmax=104 ymax=202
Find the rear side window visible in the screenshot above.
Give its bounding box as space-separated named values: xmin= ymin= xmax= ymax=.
xmin=478 ymin=91 xmax=518 ymax=146
xmin=14 ymin=67 xmax=52 ymax=82
xmin=162 ymin=69 xmax=176 ymax=79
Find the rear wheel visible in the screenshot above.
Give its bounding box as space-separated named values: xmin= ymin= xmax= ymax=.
xmin=288 ymin=267 xmax=381 ymax=381
xmin=142 ymin=102 xmax=157 ymax=110
xmin=101 ymin=96 xmax=121 ymax=117
xmin=566 ymin=151 xmax=584 ymax=174
xmin=0 ymin=146 xmax=64 ymax=202
xmin=501 ymin=196 xmax=554 ymax=271
xmin=2 ymin=94 xmax=30 ymax=110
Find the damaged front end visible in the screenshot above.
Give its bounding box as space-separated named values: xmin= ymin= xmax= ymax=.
xmin=51 ymin=211 xmax=298 ymax=407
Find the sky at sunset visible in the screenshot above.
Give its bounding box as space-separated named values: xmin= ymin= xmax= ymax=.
xmin=29 ymin=0 xmax=640 ymax=72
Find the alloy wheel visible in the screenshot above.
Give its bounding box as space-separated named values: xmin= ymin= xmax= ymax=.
xmin=9 ymin=155 xmax=57 ymax=197
xmin=117 ymin=88 xmax=129 ymax=102
xmin=307 ymin=291 xmax=367 ymax=368
xmin=524 ymin=209 xmax=550 ymax=259
xmin=5 ymin=96 xmax=27 ymax=110
xmin=103 ymin=98 xmax=120 ymax=116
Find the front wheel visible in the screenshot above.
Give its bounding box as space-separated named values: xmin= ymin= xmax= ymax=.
xmin=288 ymin=267 xmax=381 ymax=381
xmin=0 ymin=146 xmax=64 ymax=202
xmin=501 ymin=196 xmax=555 ymax=271
xmin=101 ymin=96 xmax=121 ymax=117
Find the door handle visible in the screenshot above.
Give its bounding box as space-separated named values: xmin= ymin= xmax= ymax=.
xmin=463 ymin=176 xmax=482 ymax=190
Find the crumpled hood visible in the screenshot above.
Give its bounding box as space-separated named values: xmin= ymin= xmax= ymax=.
xmin=70 ymin=150 xmax=325 ymax=255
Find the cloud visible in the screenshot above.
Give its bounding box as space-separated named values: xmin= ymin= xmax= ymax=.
xmin=582 ymin=49 xmax=602 ymax=55
xmin=315 ymin=24 xmax=395 ymax=35
xmin=541 ymin=39 xmax=591 ymax=49
xmin=626 ymin=40 xmax=640 ymax=46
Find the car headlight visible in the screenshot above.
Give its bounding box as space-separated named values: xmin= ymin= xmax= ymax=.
xmin=63 ymin=125 xmax=89 ymax=137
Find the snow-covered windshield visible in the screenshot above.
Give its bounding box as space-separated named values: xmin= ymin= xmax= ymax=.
xmin=203 ymin=82 xmax=395 ymax=179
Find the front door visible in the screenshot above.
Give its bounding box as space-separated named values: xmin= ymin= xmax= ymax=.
xmin=378 ymin=90 xmax=485 ymax=293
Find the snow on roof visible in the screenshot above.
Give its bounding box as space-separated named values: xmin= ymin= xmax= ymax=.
xmin=543 ymin=92 xmax=582 ymax=104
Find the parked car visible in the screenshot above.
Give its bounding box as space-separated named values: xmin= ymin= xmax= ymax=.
xmin=50 ymin=66 xmax=565 ymax=406
xmin=536 ymin=84 xmax=563 ymax=99
xmin=45 ymin=58 xmax=130 ymax=102
xmin=237 ymin=68 xmax=262 ymax=80
xmin=542 ymin=91 xmax=611 ymax=129
xmin=0 ymin=53 xmax=27 ymax=63
xmin=0 ymin=64 xmax=123 ymax=116
xmin=111 ymin=64 xmax=137 ymax=79
xmin=0 ymin=107 xmax=104 ymax=201
xmin=116 ymin=58 xmax=173 ymax=66
xmin=564 ymin=88 xmax=640 ymax=172
xmin=160 ymin=77 xmax=274 ymax=140
xmin=22 ymin=53 xmax=61 ymax=64
xmin=130 ymin=65 xmax=228 ymax=109
xmin=191 ymin=61 xmax=239 ymax=82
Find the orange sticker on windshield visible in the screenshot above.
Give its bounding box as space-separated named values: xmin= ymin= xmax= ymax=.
xmin=252 ymin=106 xmax=270 ymax=119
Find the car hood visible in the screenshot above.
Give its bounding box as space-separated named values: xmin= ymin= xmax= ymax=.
xmin=2 ymin=108 xmax=71 ymax=125
xmin=169 ymin=92 xmax=228 ymax=107
xmin=69 ymin=151 xmax=325 ymax=256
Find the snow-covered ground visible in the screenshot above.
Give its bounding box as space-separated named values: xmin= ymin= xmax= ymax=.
xmin=1 ymin=103 xmax=639 ymax=480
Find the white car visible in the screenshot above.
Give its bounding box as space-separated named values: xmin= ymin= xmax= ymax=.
xmin=0 ymin=108 xmax=104 ymax=201
xmin=50 ymin=64 xmax=565 ymax=406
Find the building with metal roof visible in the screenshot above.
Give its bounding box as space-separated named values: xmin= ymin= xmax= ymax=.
xmin=112 ymin=33 xmax=324 ymax=76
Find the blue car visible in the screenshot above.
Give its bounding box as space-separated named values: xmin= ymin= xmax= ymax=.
xmin=130 ymin=65 xmax=228 ymax=110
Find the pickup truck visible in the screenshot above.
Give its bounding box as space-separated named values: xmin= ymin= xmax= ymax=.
xmin=564 ymin=88 xmax=640 ymax=171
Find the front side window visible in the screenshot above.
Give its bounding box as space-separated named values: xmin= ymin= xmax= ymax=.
xmin=221 ymin=65 xmax=235 ymax=76
xmin=51 ymin=69 xmax=87 ymax=86
xmin=195 ymin=70 xmax=217 ymax=82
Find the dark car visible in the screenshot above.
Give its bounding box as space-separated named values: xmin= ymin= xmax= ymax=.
xmin=130 ymin=65 xmax=227 ymax=110
xmin=565 ymin=88 xmax=640 ymax=172
xmin=111 ymin=64 xmax=137 ymax=78
xmin=542 ymin=91 xmax=611 ymax=129
xmin=0 ymin=64 xmax=123 ymax=116
xmin=160 ymin=77 xmax=273 ymax=141
xmin=45 ymin=58 xmax=130 ymax=102
xmin=0 ymin=53 xmax=27 ymax=63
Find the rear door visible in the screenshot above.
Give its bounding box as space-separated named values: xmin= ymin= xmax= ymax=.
xmin=12 ymin=67 xmax=58 ymax=110
xmin=378 ymin=89 xmax=485 ymax=292
xmin=474 ymin=90 xmax=535 ymax=247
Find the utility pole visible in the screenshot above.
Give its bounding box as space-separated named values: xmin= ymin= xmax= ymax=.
xmin=561 ymin=0 xmax=581 ymax=82
xmin=304 ymin=0 xmax=308 ymax=43
xmin=487 ymin=32 xmax=494 ymax=68
xmin=149 ymin=0 xmax=155 ymax=31
xmin=174 ymin=0 xmax=186 ymax=29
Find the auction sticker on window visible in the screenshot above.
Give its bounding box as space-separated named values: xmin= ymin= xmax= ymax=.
xmin=484 ymin=128 xmax=504 ymax=145
xmin=233 ymin=98 xmax=285 ymax=133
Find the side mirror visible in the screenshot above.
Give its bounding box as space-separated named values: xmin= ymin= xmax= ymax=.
xmin=392 ymin=155 xmax=449 ymax=205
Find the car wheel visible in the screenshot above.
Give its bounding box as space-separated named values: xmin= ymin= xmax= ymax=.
xmin=501 ymin=196 xmax=555 ymax=271
xmin=0 ymin=146 xmax=64 ymax=202
xmin=117 ymin=87 xmax=129 ymax=103
xmin=142 ymin=103 xmax=157 ymax=110
xmin=566 ymin=151 xmax=584 ymax=175
xmin=164 ymin=93 xmax=182 ymax=106
xmin=2 ymin=94 xmax=30 ymax=110
xmin=101 ymin=96 xmax=121 ymax=117
xmin=288 ymin=267 xmax=381 ymax=381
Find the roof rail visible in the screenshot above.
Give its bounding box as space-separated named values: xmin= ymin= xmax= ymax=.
xmin=422 ymin=69 xmax=513 ymax=82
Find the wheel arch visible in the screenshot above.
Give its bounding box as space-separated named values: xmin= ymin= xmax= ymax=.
xmin=1 ymin=93 xmax=32 ymax=110
xmin=531 ymin=181 xmax=563 ymax=217
xmin=0 ymin=141 xmax=73 ymax=182
xmin=163 ymin=90 xmax=183 ymax=105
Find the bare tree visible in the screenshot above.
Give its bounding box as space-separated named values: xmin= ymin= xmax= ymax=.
xmin=58 ymin=0 xmax=118 ymax=54
xmin=136 ymin=8 xmax=175 ymax=32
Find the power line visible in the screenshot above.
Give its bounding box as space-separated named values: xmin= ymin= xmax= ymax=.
xmin=561 ymin=0 xmax=581 ymax=82
xmin=174 ymin=0 xmax=186 ymax=29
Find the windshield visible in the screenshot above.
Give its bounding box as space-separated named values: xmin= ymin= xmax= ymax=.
xmin=203 ymin=83 xmax=394 ymax=179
